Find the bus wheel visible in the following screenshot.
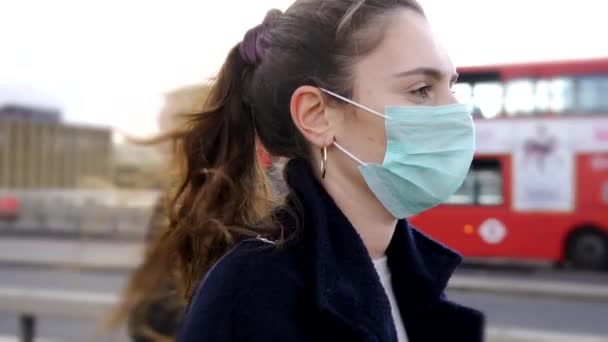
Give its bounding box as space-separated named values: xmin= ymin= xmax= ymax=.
xmin=566 ymin=228 xmax=608 ymax=270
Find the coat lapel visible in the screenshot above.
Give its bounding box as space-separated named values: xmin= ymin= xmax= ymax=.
xmin=387 ymin=224 xmax=485 ymax=341
xmin=283 ymin=159 xmax=484 ymax=342
xmin=285 ymin=159 xmax=396 ymax=341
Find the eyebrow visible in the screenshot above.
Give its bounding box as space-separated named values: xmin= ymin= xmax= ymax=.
xmin=393 ymin=67 xmax=459 ymax=83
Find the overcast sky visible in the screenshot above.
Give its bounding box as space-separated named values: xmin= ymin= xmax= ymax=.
xmin=1 ymin=0 xmax=607 ymax=136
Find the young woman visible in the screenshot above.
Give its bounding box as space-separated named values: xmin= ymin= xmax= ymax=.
xmin=137 ymin=0 xmax=484 ymax=341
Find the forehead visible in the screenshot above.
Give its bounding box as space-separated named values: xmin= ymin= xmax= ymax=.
xmin=354 ymin=9 xmax=455 ymax=80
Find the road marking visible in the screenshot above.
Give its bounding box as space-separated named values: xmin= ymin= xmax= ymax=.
xmin=487 ymin=326 xmax=608 ymax=342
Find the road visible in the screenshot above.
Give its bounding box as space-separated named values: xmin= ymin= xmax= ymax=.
xmin=449 ymin=291 xmax=608 ymax=336
xmin=0 ymin=266 xmax=127 ymax=341
xmin=0 ymin=265 xmax=607 ymax=341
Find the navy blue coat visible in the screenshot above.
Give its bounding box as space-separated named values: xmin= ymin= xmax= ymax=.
xmin=178 ymin=159 xmax=485 ymax=341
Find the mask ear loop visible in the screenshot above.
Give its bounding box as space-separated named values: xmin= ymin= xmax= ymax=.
xmin=319 ymin=88 xmax=390 ymax=119
xmin=333 ymin=141 xmax=367 ymax=166
xmin=318 ymin=88 xmax=379 ymax=169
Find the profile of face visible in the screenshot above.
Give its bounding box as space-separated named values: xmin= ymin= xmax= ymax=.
xmin=291 ymin=8 xmax=459 ymax=192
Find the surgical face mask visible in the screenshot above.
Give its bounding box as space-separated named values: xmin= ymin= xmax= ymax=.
xmin=320 ymin=88 xmax=475 ymax=219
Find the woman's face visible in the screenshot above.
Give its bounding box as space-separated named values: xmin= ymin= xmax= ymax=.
xmin=329 ymin=8 xmax=459 ymax=168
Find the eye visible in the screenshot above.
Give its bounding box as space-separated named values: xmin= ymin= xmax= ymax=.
xmin=411 ymin=84 xmax=433 ymax=99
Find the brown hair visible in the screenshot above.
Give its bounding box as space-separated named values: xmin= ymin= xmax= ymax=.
xmin=111 ymin=0 xmax=423 ymax=335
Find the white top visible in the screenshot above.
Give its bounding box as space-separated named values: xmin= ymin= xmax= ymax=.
xmin=373 ymin=256 xmax=409 ymax=342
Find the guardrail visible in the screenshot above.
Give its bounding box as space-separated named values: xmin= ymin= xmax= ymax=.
xmin=0 ymin=189 xmax=161 ymax=241
xmin=0 ymin=238 xmax=143 ymax=270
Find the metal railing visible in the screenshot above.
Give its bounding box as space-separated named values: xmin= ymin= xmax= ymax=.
xmin=0 ymin=189 xmax=160 ymax=241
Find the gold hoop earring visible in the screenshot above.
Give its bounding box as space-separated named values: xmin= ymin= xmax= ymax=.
xmin=320 ymin=146 xmax=327 ymax=178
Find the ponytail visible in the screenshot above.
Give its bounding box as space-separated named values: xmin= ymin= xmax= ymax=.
xmin=108 ymin=43 xmax=280 ymax=334
xmin=169 ymin=44 xmax=278 ymax=298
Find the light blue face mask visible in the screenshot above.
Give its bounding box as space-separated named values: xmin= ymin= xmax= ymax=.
xmin=321 ymin=88 xmax=476 ymax=219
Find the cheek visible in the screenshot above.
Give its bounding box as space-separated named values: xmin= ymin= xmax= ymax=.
xmin=367 ymin=119 xmax=388 ymax=164
xmin=345 ymin=112 xmax=387 ymax=164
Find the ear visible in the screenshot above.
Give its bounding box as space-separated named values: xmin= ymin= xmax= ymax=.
xmin=289 ymin=86 xmax=335 ymax=148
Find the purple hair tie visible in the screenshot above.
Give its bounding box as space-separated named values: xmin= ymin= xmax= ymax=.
xmin=240 ymin=9 xmax=282 ymax=66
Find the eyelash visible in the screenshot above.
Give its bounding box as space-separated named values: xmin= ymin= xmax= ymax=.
xmin=409 ymin=83 xmax=457 ymax=100
xmin=411 ymin=85 xmax=433 ymax=99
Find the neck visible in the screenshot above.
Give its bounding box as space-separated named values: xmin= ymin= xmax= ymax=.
xmin=322 ymin=165 xmax=397 ymax=260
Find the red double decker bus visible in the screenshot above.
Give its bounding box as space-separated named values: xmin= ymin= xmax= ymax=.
xmin=411 ymin=58 xmax=608 ymax=270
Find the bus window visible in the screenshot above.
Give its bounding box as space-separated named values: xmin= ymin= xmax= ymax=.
xmin=535 ymin=80 xmax=551 ymax=112
xmin=535 ymin=78 xmax=575 ymax=114
xmin=549 ymin=78 xmax=575 ymax=113
xmin=477 ymin=170 xmax=503 ymax=205
xmin=473 ymin=82 xmax=503 ymax=119
xmin=446 ymin=159 xmax=503 ymax=206
xmin=447 ymin=173 xmax=475 ymax=205
xmin=505 ymin=79 xmax=536 ymax=116
xmin=603 ymin=183 xmax=608 ymax=204
xmin=472 ymin=159 xmax=504 ymax=206
xmin=578 ymin=75 xmax=608 ymax=112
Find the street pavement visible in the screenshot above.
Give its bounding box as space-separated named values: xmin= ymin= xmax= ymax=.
xmin=1 ymin=265 xmax=607 ymax=341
